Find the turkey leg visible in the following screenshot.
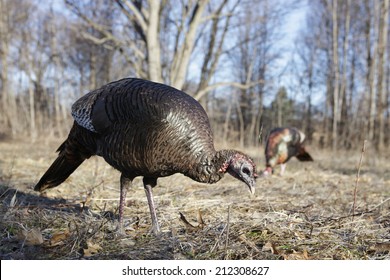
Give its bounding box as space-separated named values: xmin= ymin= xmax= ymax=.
xmin=143 ymin=177 xmax=160 ymax=235
xmin=119 ymin=174 xmax=133 ymax=234
xmin=280 ymin=163 xmax=286 ymax=176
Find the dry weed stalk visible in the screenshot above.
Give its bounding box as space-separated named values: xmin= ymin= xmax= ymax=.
xmin=352 ymin=140 xmax=367 ymax=220
xmin=210 ymin=205 xmax=232 ymax=256
xmin=224 ymin=205 xmax=231 ymax=252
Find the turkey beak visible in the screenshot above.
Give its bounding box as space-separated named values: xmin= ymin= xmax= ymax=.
xmin=245 ymin=177 xmax=256 ymax=195
xmin=249 ymin=184 xmax=255 ymax=195
xmin=227 ymin=167 xmax=256 ymax=195
xmin=243 ymin=170 xmax=257 ymax=195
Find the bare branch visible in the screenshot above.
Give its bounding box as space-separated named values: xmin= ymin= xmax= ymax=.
xmin=194 ymin=80 xmax=263 ymax=101
xmin=170 ymin=0 xmax=209 ymax=89
xmin=118 ymin=0 xmax=148 ymax=32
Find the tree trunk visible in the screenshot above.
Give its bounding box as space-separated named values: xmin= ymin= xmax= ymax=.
xmin=0 ymin=0 xmax=13 ymax=134
xmin=367 ymin=0 xmax=378 ymax=143
xmin=89 ymin=49 xmax=97 ymax=89
xmin=376 ymin=0 xmax=389 ymax=151
xmin=332 ymin=0 xmax=340 ymax=152
xmin=339 ymin=0 xmax=350 ymax=147
xmin=146 ymin=0 xmax=162 ymax=83
xmin=222 ymin=98 xmax=233 ymax=146
xmin=277 ymin=91 xmax=282 ymax=126
xmin=170 ymin=0 xmax=209 ymax=89
xmin=236 ymin=94 xmax=245 ymax=147
xmin=28 ymin=79 xmax=37 ymax=141
xmin=50 ymin=17 xmax=64 ymax=138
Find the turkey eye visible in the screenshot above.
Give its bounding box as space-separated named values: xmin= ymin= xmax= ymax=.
xmin=242 ymin=167 xmax=251 ymax=175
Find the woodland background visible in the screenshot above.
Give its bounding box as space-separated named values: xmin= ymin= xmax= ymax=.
xmin=1 ymin=0 xmax=390 ymax=261
xmin=0 ymin=0 xmax=389 ymax=151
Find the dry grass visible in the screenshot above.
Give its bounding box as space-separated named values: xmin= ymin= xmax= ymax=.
xmin=0 ymin=139 xmax=389 ymax=260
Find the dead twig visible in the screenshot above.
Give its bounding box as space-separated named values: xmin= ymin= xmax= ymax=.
xmin=210 ymin=205 xmax=232 ymax=257
xmin=179 ymin=212 xmax=198 ymax=232
xmin=224 ymin=205 xmax=231 ymax=253
xmin=196 ymin=209 xmax=206 ymax=229
xmin=352 ymin=140 xmax=366 ymax=221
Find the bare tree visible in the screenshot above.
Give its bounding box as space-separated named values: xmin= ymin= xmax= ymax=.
xmin=65 ymin=0 xmax=261 ymax=103
xmin=195 ymin=0 xmax=238 ymax=104
xmin=0 ymin=0 xmax=10 ymax=134
xmin=376 ymin=0 xmax=389 ymax=151
xmin=331 ymin=0 xmax=341 ymax=152
xmin=293 ymin=6 xmax=325 ymax=143
xmin=228 ymin=0 xmax=292 ymax=146
xmin=0 ymin=0 xmax=22 ymax=136
xmin=65 ymin=0 xmax=209 ymax=88
xmin=366 ymin=0 xmax=379 ymax=144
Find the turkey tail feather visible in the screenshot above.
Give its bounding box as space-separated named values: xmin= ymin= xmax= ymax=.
xmin=34 ymin=123 xmax=96 ymax=191
xmin=296 ymin=151 xmax=313 ymax=162
xmin=34 ymin=150 xmax=86 ymax=192
xmin=34 ymin=124 xmax=94 ymax=192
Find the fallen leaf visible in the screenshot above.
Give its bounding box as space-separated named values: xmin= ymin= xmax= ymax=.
xmin=48 ymin=229 xmax=70 ymax=247
xmin=262 ymin=241 xmax=278 ymax=254
xmin=282 ymin=249 xmax=310 ymax=260
xmin=18 ymin=228 xmax=43 ymax=246
xmin=368 ymin=243 xmax=390 ymax=253
xmin=83 ymin=240 xmax=102 ymax=257
xmin=179 ymin=212 xmax=200 ymax=232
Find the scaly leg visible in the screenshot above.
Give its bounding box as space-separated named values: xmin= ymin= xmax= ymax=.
xmin=119 ymin=174 xmax=132 ymax=234
xmin=263 ymin=166 xmax=273 ymax=176
xmin=280 ymin=163 xmax=286 ymax=176
xmin=143 ymin=177 xmax=160 ymax=235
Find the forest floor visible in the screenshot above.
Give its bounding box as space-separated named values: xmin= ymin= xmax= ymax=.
xmin=0 ymin=139 xmax=389 ymax=260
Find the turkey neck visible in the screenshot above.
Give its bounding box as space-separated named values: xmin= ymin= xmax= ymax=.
xmin=186 ymin=149 xmax=238 ymax=184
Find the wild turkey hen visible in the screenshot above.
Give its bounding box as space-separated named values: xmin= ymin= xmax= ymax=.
xmin=263 ymin=127 xmax=313 ymax=176
xmin=34 ymin=78 xmax=257 ymax=234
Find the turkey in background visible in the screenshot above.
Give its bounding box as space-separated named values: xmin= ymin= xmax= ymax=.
xmin=263 ymin=127 xmax=313 ymax=176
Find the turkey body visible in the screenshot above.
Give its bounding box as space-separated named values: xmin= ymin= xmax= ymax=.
xmin=34 ymin=78 xmax=257 ymax=234
xmin=72 ymin=78 xmax=220 ymax=182
xmin=263 ymin=127 xmax=313 ymax=176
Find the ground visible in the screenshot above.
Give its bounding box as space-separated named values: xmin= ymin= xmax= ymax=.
xmin=0 ymin=139 xmax=389 ymax=260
